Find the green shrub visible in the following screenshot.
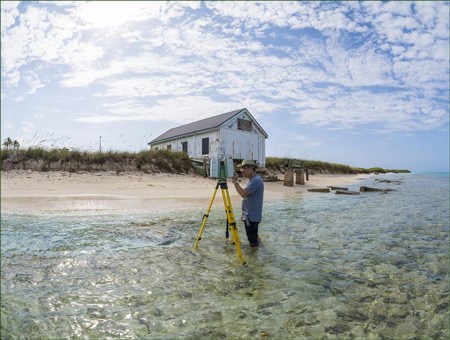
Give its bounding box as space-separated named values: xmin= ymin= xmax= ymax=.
xmin=1 ymin=146 xmax=410 ymax=174
xmin=264 ymin=157 xmax=409 ymax=174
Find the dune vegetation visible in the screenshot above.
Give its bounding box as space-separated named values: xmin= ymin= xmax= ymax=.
xmin=1 ymin=147 xmax=192 ymax=173
xmin=1 ymin=145 xmax=410 ymax=175
xmin=265 ymin=157 xmax=410 ymax=174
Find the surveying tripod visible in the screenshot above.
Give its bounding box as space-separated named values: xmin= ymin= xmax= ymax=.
xmin=193 ymin=180 xmax=246 ymax=265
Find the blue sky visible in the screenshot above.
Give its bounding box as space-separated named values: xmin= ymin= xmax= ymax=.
xmin=1 ymin=1 xmax=449 ymax=172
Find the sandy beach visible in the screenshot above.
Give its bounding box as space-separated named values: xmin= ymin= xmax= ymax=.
xmin=1 ymin=170 xmax=368 ymax=213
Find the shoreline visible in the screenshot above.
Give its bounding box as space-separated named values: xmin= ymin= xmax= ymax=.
xmin=1 ymin=170 xmax=371 ymax=214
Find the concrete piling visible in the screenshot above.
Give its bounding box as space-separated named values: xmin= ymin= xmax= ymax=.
xmin=296 ymin=170 xmax=305 ymax=185
xmin=283 ymin=170 xmax=294 ymax=186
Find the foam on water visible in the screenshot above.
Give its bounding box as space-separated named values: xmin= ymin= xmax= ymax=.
xmin=1 ymin=173 xmax=449 ymax=338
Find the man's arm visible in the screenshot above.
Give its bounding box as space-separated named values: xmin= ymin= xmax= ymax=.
xmin=232 ymin=172 xmax=250 ymax=198
xmin=233 ymin=181 xmax=250 ymax=198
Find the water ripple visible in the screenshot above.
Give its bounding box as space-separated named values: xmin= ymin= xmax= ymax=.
xmin=1 ymin=174 xmax=449 ymax=338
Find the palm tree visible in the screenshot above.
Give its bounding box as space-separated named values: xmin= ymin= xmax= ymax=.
xmin=2 ymin=137 xmax=12 ymax=151
xmin=13 ymin=139 xmax=20 ymax=150
xmin=12 ymin=139 xmax=20 ymax=156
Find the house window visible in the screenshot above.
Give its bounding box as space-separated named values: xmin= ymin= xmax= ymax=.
xmin=182 ymin=141 xmax=188 ymax=153
xmin=167 ymin=145 xmax=171 ymax=150
xmin=155 ymin=147 xmax=158 ymax=151
xmin=202 ymin=137 xmax=209 ymax=155
xmin=238 ymin=118 xmax=252 ymax=132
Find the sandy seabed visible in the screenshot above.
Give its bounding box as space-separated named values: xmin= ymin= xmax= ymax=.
xmin=1 ymin=170 xmax=368 ymax=213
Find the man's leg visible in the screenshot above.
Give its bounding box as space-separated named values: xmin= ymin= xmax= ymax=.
xmin=244 ymin=220 xmax=259 ymax=246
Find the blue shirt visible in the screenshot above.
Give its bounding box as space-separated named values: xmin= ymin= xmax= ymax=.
xmin=241 ymin=175 xmax=264 ymax=222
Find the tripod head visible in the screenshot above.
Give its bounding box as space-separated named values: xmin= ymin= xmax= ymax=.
xmin=209 ymin=157 xmax=234 ymax=181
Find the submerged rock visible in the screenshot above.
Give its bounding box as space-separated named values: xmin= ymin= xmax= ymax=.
xmin=328 ymin=186 xmax=348 ymax=191
xmin=337 ymin=309 xmax=369 ymax=322
xmin=152 ymin=307 xmax=163 ymax=317
xmin=295 ymin=312 xmax=321 ymax=326
xmin=335 ymin=189 xmax=360 ymax=195
xmin=360 ymin=186 xmax=384 ymax=192
xmin=436 ymin=301 xmax=449 ymax=313
xmin=179 ymin=291 xmax=192 ymax=299
xmin=360 ymin=186 xmax=396 ymax=193
xmin=375 ymin=178 xmax=403 ymax=184
xmin=325 ymin=323 xmax=350 ymax=334
xmin=159 ymin=238 xmax=178 ymax=245
xmin=307 ymin=188 xmax=330 ymax=193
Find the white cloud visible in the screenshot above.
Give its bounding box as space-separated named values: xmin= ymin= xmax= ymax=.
xmin=1 ymin=0 xmax=448 ymax=138
xmin=74 ymin=96 xmax=240 ymax=124
xmin=292 ymin=134 xmax=322 ymax=148
xmin=73 ymin=1 xmax=200 ymax=29
xmin=293 ymin=87 xmax=449 ymax=132
xmin=1 ymin=1 xmax=19 ymax=31
xmin=20 ymin=121 xmax=36 ymax=135
xmin=61 ymin=60 xmax=125 ymax=87
xmin=23 ymin=70 xmax=45 ymax=95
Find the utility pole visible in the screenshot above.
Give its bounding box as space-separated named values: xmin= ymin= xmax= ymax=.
xmin=99 ymin=136 xmax=102 ymax=153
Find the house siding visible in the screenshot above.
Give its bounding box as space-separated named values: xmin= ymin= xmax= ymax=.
xmin=150 ymin=130 xmax=220 ymax=159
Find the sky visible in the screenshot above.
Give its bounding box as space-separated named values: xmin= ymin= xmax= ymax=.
xmin=1 ymin=1 xmax=449 ymax=172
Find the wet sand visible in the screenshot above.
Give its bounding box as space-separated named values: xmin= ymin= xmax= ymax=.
xmin=1 ymin=170 xmax=369 ymax=213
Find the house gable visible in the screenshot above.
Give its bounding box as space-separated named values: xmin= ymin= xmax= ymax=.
xmin=219 ymin=109 xmax=268 ymax=138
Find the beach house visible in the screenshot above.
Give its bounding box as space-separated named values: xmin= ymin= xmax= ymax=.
xmin=148 ymin=108 xmax=268 ymax=166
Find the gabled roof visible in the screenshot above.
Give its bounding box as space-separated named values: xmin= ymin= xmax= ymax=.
xmin=149 ymin=108 xmax=267 ymax=144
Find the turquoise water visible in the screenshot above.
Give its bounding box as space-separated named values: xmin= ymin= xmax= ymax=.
xmin=1 ymin=173 xmax=449 ymax=339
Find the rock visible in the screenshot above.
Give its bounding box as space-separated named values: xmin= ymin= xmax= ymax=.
xmin=159 ymin=238 xmax=178 ymax=245
xmin=262 ymin=175 xmax=279 ymax=182
xmin=153 ymin=307 xmax=163 ymax=317
xmin=383 ymin=292 xmax=409 ymax=304
xmin=295 ymin=312 xmax=320 ymax=326
xmin=325 ymin=324 xmax=350 ymax=334
xmin=360 ymin=186 xmax=384 ymax=192
xmin=375 ymin=178 xmax=402 ymax=184
xmin=388 ymin=305 xmax=410 ymax=318
xmin=337 ymin=309 xmax=369 ymax=322
xmin=179 ymin=291 xmax=192 ymax=298
xmin=436 ymin=301 xmax=449 ymax=313
xmin=335 ymin=190 xmax=360 ymax=195
xmin=260 ymin=331 xmax=271 ymax=338
xmin=328 ymin=186 xmax=348 ymax=190
xmin=360 ymin=186 xmax=396 ymax=193
xmin=307 ymin=188 xmax=330 ymax=193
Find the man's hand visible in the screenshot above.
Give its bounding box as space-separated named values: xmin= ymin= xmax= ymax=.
xmin=232 ymin=172 xmax=239 ymax=184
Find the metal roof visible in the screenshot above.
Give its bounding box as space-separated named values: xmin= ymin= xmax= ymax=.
xmin=149 ymin=108 xmax=267 ymax=144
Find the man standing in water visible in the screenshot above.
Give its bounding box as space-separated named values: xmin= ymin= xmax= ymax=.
xmin=232 ymin=160 xmax=264 ymax=247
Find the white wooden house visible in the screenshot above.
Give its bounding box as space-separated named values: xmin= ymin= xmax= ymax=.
xmin=148 ymin=108 xmax=268 ymax=166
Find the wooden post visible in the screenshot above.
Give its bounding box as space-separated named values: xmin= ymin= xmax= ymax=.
xmin=284 ymin=170 xmax=294 ymax=186
xmin=296 ymin=170 xmax=305 ymax=185
xmin=305 ymin=169 xmax=309 ymax=181
xmin=203 ymin=158 xmax=208 ymax=178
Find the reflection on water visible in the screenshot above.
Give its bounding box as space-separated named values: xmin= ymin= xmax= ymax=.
xmin=1 ymin=174 xmax=449 ymax=338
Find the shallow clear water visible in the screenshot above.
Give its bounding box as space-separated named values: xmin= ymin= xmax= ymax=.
xmin=1 ymin=173 xmax=449 ymax=339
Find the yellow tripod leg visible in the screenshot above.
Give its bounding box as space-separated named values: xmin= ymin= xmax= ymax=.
xmin=193 ymin=184 xmax=219 ymax=249
xmin=221 ymin=186 xmax=246 ymax=265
